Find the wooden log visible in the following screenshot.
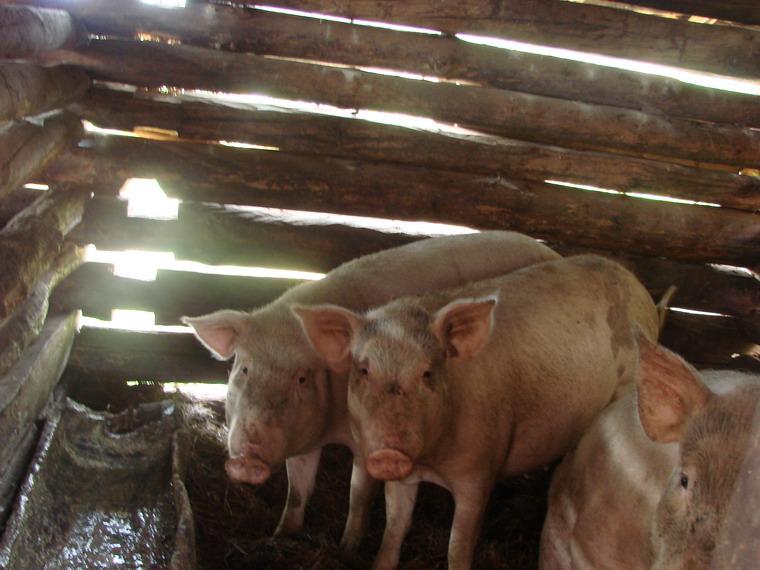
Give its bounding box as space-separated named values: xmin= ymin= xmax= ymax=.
xmin=42 ymin=136 xmax=760 ymax=266
xmin=0 ymin=112 xmax=84 ymax=200
xmin=621 ymin=1 xmax=760 ymax=26
xmin=0 ymin=188 xmax=43 ymax=229
xmin=72 ymin=197 xmax=760 ymax=320
xmin=0 ymin=63 xmax=90 ymax=124
xmin=51 ymin=262 xmax=302 ymax=323
xmin=0 ymin=312 xmax=77 ymax=526
xmin=0 ymin=5 xmax=79 ymax=59
xmin=0 ymin=422 xmax=38 ymax=529
xmin=268 ymin=0 xmax=760 ymax=78
xmin=47 ymin=40 xmax=760 ymax=168
xmin=0 ymin=242 xmax=84 ymax=377
xmin=13 ymin=0 xmax=756 ymax=127
xmin=67 ymin=326 xmax=228 ymax=382
xmin=0 ymin=185 xmax=88 ymax=319
xmin=75 ymin=89 xmax=760 ymax=211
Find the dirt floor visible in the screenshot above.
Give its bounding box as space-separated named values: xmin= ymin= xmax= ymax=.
xmin=66 ymin=378 xmax=552 ymax=569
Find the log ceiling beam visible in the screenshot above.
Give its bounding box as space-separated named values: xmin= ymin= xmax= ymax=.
xmin=0 ymin=4 xmax=80 ymax=59
xmin=40 ymin=136 xmax=760 ymax=266
xmin=43 ymin=40 xmax=760 ymax=168
xmin=620 ymin=1 xmax=760 ymax=26
xmin=75 ymin=89 xmax=760 ymax=212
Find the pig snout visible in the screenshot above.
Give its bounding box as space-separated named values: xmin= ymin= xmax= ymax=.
xmin=225 ymin=443 xmax=272 ymax=485
xmin=366 ymin=448 xmax=414 ymax=481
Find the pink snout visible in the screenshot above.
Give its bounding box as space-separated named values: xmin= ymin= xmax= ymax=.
xmin=366 ymin=449 xmax=414 ymax=481
xmin=225 ymin=454 xmax=272 ymax=485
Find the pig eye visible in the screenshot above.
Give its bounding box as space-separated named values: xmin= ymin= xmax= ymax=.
xmin=298 ymin=375 xmax=307 ymax=385
xmin=242 ymin=367 xmax=248 ymax=375
xmin=680 ymin=473 xmax=689 ymax=490
xmin=423 ymin=370 xmax=432 ymax=379
xmin=360 ymin=368 xmax=369 ymax=377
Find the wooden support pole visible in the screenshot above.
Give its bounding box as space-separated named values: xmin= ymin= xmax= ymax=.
xmin=47 ymin=40 xmax=760 ymax=168
xmin=71 ymin=197 xmax=760 ymax=320
xmin=0 ymin=63 xmax=90 ymax=124
xmin=43 ymin=136 xmax=760 ymax=265
xmin=0 ymin=112 xmax=84 ymax=200
xmin=75 ymin=89 xmax=760 ymax=211
xmin=621 ymin=1 xmax=760 ymax=26
xmin=268 ymin=0 xmax=760 ymax=78
xmin=10 ymin=0 xmax=755 ymax=126
xmin=0 ymin=185 xmax=88 ymax=319
xmin=0 ymin=5 xmax=79 ymax=59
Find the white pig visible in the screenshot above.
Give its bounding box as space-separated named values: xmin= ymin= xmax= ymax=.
xmin=539 ymin=333 xmax=760 ymax=570
xmin=182 ymin=231 xmax=559 ymax=551
xmin=294 ymin=254 xmax=659 ymax=568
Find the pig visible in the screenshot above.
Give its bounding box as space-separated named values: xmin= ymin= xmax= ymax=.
xmin=539 ymin=334 xmax=760 ymax=570
xmin=293 ymin=254 xmax=660 ymax=569
xmin=182 ymin=231 xmax=559 ymax=551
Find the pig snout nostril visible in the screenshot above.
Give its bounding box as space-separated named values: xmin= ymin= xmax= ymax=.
xmin=387 ymin=382 xmax=402 ymax=396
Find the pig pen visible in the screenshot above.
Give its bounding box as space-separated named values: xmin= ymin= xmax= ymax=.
xmin=0 ymin=0 xmax=758 ymax=569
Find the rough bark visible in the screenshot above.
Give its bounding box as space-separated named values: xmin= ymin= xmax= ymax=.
xmin=46 ymin=40 xmax=760 ymax=168
xmin=0 ymin=4 xmax=79 ymax=59
xmin=621 ymin=1 xmax=760 ymax=26
xmin=0 ymin=187 xmax=43 ymax=229
xmin=0 ymin=185 xmax=88 ymax=319
xmin=0 ymin=63 xmax=90 ymax=124
xmin=267 ymin=0 xmax=760 ymax=77
xmin=73 ymin=89 xmax=760 ymax=211
xmin=0 ymin=112 xmax=84 ymax=200
xmin=42 ymin=136 xmax=760 ymax=265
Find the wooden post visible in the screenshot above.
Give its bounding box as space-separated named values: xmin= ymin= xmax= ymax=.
xmin=0 ymin=112 xmax=84 ymax=199
xmin=0 ymin=63 xmax=90 ymax=124
xmin=0 ymin=5 xmax=79 ymax=59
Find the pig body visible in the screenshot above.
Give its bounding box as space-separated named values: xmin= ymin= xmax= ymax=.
xmin=183 ymin=231 xmax=559 ymax=549
xmin=540 ymin=340 xmax=760 ymax=570
xmin=295 ymin=254 xmax=659 ymax=568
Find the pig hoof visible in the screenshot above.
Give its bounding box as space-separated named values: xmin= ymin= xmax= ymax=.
xmin=225 ymin=455 xmax=272 ymax=485
xmin=366 ymin=449 xmax=413 ymax=481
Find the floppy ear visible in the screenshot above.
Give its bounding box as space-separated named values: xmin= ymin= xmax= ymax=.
xmin=181 ymin=310 xmax=250 ymax=360
xmin=635 ymin=330 xmax=710 ymax=444
xmin=292 ymin=304 xmax=364 ymax=373
xmin=432 ymin=294 xmax=498 ymax=361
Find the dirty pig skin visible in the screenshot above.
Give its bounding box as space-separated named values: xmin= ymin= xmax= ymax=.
xmin=182 ymin=231 xmax=559 ymax=551
xmin=295 ymin=254 xmax=659 ymax=569
xmin=540 ymin=333 xmax=760 ymax=570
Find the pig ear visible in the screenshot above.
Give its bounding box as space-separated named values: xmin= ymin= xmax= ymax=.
xmin=291 ymin=304 xmax=364 ymax=373
xmin=181 ymin=310 xmax=250 ymax=361
xmin=432 ymin=294 xmax=498 ymax=361
xmin=635 ymin=330 xmax=711 ymax=444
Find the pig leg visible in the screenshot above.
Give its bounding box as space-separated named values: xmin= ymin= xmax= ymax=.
xmin=274 ymin=448 xmax=322 ymax=536
xmin=340 ymin=459 xmax=381 ymax=553
xmin=372 ymin=481 xmax=419 ymax=570
xmin=447 ymin=483 xmax=491 ymax=570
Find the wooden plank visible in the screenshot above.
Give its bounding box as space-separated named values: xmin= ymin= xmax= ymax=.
xmin=72 ymin=197 xmax=760 ymax=320
xmin=0 ymin=5 xmax=79 ymax=59
xmin=67 ymin=326 xmax=228 ymax=382
xmin=268 ymin=0 xmax=760 ymax=78
xmin=51 ymin=262 xmax=302 ymax=323
xmin=74 ymin=89 xmax=760 ymax=211
xmin=0 ymin=63 xmax=90 ymax=124
xmin=42 ymin=136 xmax=760 ymax=266
xmin=0 ymin=185 xmax=88 ymax=319
xmin=12 ymin=0 xmax=756 ymax=127
xmin=0 ymin=112 xmax=83 ymax=200
xmin=621 ymin=1 xmax=760 ymax=26
xmin=46 ymin=39 xmax=760 ymax=168
xmin=0 ymin=313 xmax=78 ymax=525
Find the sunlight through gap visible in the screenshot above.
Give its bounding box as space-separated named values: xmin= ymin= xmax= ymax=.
xmin=545 ymin=180 xmax=722 ymax=207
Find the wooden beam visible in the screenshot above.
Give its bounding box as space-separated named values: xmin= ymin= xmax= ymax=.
xmin=67 ymin=326 xmax=228 ymax=382
xmin=0 ymin=312 xmax=77 ymax=525
xmin=10 ymin=0 xmax=756 ymax=127
xmin=43 ymin=136 xmax=760 ymax=265
xmin=0 ymin=185 xmax=88 ymax=319
xmin=0 ymin=188 xmax=42 ymax=229
xmin=0 ymin=112 xmax=84 ymax=199
xmin=621 ymin=1 xmax=760 ymax=26
xmin=266 ymin=0 xmax=760 ymax=78
xmin=0 ymin=63 xmax=90 ymax=124
xmin=72 ymin=196 xmax=760 ymax=320
xmin=0 ymin=242 xmax=84 ymax=377
xmin=74 ymin=89 xmax=760 ymax=212
xmin=0 ymin=5 xmax=79 ymax=59
xmin=46 ymin=40 xmax=760 ymax=168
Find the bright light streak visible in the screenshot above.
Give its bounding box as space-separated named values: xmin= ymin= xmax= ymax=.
xmin=163 ymin=383 xmax=228 ymax=400
xmin=23 ymin=183 xmax=49 ymax=191
xmin=457 ymin=34 xmax=760 ymax=96
xmin=669 ymin=306 xmax=729 ymax=318
xmin=352 ymin=19 xmax=441 ymax=35
xmin=219 ymin=140 xmax=280 ymax=151
xmin=111 ymin=309 xmax=156 ymax=329
xmin=545 ymin=179 xmax=622 ymax=195
xmin=79 ymin=315 xmax=191 ymax=333
xmin=358 ymin=66 xmax=441 ymax=83
xmin=119 ymin=178 xmax=179 ymax=220
xmin=625 ymin=192 xmax=720 ymax=208
xmin=140 ymin=0 xmax=186 ymax=8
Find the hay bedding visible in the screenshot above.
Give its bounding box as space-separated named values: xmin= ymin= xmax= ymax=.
xmin=66 ymin=379 xmax=551 ymax=569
